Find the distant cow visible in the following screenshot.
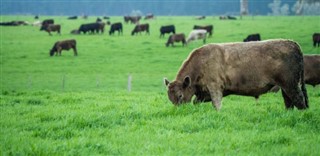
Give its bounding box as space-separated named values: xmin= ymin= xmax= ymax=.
xmin=50 ymin=39 xmax=77 ymax=56
xmin=195 ymin=16 xmax=205 ymax=20
xmin=34 ymin=15 xmax=39 ymax=19
xmin=109 ymin=22 xmax=123 ymax=35
xmin=186 ymin=30 xmax=207 ymax=44
xmin=68 ymin=16 xmax=77 ymax=20
xmin=144 ymin=14 xmax=154 ymax=20
xmin=166 ymin=33 xmax=186 ymax=47
xmin=164 ymin=39 xmax=308 ymax=110
xmin=103 ymin=16 xmax=110 ymax=20
xmin=313 ymin=33 xmax=320 ymax=47
xmin=131 ymin=23 xmax=150 ymax=36
xmin=78 ymin=23 xmax=104 ymax=34
xmin=96 ymin=18 xmax=102 ymax=22
xmin=193 ymin=25 xmax=213 ymax=37
xmin=160 ymin=25 xmax=175 ymax=38
xmin=0 ymin=21 xmax=28 ymax=26
xmin=41 ymin=24 xmax=61 ymax=36
xmin=244 ymin=34 xmax=261 ymax=42
xmin=124 ymin=16 xmax=141 ymax=24
xmin=227 ymin=15 xmax=237 ymax=20
xmin=41 ymin=19 xmax=54 ymax=28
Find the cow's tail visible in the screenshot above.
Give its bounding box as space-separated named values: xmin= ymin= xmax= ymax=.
xmin=301 ymin=61 xmax=309 ymax=108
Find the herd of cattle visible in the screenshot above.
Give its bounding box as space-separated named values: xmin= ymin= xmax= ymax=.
xmin=1 ymin=16 xmax=319 ymax=110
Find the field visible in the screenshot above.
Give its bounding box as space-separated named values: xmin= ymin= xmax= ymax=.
xmin=1 ymin=16 xmax=320 ymax=155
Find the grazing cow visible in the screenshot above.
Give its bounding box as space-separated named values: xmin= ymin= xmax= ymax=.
xmin=0 ymin=21 xmax=28 ymax=26
xmin=160 ymin=25 xmax=175 ymax=38
xmin=49 ymin=39 xmax=77 ymax=56
xmin=164 ymin=39 xmax=308 ymax=110
xmin=166 ymin=33 xmax=187 ymax=47
xmin=70 ymin=29 xmax=80 ymax=34
xmin=68 ymin=16 xmax=77 ymax=20
xmin=131 ymin=23 xmax=150 ymax=36
xmin=124 ymin=16 xmax=141 ymax=24
xmin=193 ymin=25 xmax=213 ymax=37
xmin=34 ymin=15 xmax=39 ymax=19
xmin=186 ymin=30 xmax=207 ymax=44
xmin=227 ymin=15 xmax=237 ymax=20
xmin=243 ymin=34 xmax=261 ymax=42
xmin=109 ymin=22 xmax=123 ymax=35
xmin=41 ymin=24 xmax=61 ymax=36
xmin=313 ymin=33 xmax=320 ymax=47
xmin=144 ymin=14 xmax=154 ymax=20
xmin=103 ymin=16 xmax=110 ymax=20
xmin=196 ymin=16 xmax=205 ymax=20
xmin=78 ymin=23 xmax=104 ymax=34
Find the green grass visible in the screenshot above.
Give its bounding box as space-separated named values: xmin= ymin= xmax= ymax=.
xmin=1 ymin=16 xmax=320 ymax=155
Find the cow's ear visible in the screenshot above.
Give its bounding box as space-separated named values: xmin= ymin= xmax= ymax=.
xmin=164 ymin=78 xmax=170 ymax=86
xmin=183 ymin=76 xmax=191 ymax=88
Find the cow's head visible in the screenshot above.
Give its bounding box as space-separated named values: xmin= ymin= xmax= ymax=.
xmin=49 ymin=49 xmax=55 ymax=56
xmin=164 ymin=76 xmax=195 ymax=105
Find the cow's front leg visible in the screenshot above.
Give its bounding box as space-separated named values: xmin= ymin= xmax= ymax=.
xmin=207 ymin=83 xmax=223 ymax=111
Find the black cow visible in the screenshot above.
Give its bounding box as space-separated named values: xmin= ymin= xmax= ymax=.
xmin=0 ymin=21 xmax=28 ymax=26
xmin=68 ymin=16 xmax=77 ymax=20
xmin=41 ymin=19 xmax=54 ymax=28
xmin=244 ymin=34 xmax=261 ymax=42
xmin=109 ymin=22 xmax=123 ymax=35
xmin=78 ymin=23 xmax=104 ymax=34
xmin=193 ymin=25 xmax=213 ymax=37
xmin=313 ymin=33 xmax=320 ymax=47
xmin=160 ymin=25 xmax=175 ymax=38
xmin=96 ymin=18 xmax=102 ymax=22
xmin=227 ymin=16 xmax=237 ymax=20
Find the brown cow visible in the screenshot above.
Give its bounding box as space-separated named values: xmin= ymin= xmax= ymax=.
xmin=166 ymin=33 xmax=186 ymax=47
xmin=164 ymin=39 xmax=308 ymax=110
xmin=50 ymin=39 xmax=77 ymax=56
xmin=131 ymin=23 xmax=149 ymax=36
xmin=257 ymin=54 xmax=320 ymax=95
xmin=304 ymin=55 xmax=320 ymax=86
xmin=313 ymin=33 xmax=320 ymax=47
xmin=41 ymin=24 xmax=61 ymax=36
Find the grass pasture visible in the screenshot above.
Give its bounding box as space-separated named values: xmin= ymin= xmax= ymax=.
xmin=1 ymin=16 xmax=320 ymax=155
